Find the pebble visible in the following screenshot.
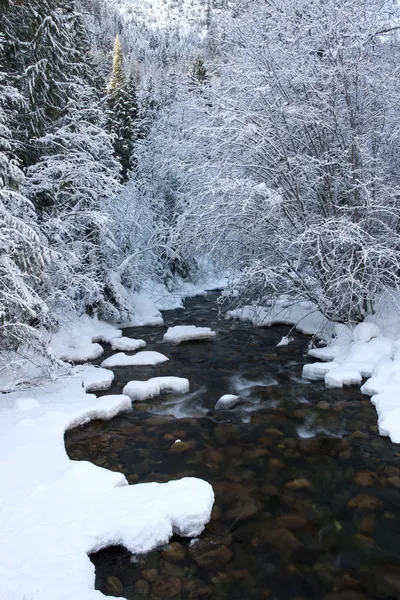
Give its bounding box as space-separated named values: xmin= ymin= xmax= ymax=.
xmin=264 ymin=528 xmax=301 ymax=561
xmin=106 ymin=576 xmax=123 ymax=595
xmin=285 ymin=478 xmax=313 ymax=490
xmin=152 ymin=574 xmax=182 ymax=599
xmin=142 ymin=568 xmax=158 ymax=583
xmin=161 ymin=542 xmax=186 ymax=562
xmin=386 ymin=475 xmax=400 ymax=489
xmin=352 ymin=471 xmax=376 ymax=487
xmin=274 ymin=513 xmax=308 ymax=530
xmin=188 ymin=540 xmax=233 ymax=568
xmin=348 ymin=494 xmax=382 ymax=509
xmin=134 ymin=579 xmax=150 ymax=595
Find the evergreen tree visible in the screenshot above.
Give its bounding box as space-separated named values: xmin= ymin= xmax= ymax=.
xmin=24 ymin=85 xmax=122 ymax=318
xmin=106 ymin=36 xmax=138 ymax=181
xmin=0 ymin=39 xmax=50 ymax=349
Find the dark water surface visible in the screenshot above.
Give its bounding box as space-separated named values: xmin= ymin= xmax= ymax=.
xmin=65 ymin=292 xmax=400 ymax=600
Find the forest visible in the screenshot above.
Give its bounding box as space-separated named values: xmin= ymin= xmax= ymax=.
xmin=2 ymin=1 xmax=400 ymax=599
xmin=1 ymin=0 xmax=399 ymax=360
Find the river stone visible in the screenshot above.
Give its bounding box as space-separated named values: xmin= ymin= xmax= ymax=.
xmin=352 ymin=471 xmax=377 ymax=487
xmin=274 ymin=513 xmax=308 ymax=530
xmin=316 ymin=400 xmax=330 ymax=410
xmin=386 ymin=476 xmax=400 ymax=489
xmin=152 ymin=574 xmax=182 ymax=599
xmin=348 ymin=495 xmax=382 ymax=509
xmin=285 ymin=478 xmax=313 ymax=490
xmin=134 ymin=579 xmax=150 ymax=595
xmin=203 ymin=448 xmax=224 ymax=464
xmin=135 ymin=403 xmax=150 ymax=412
xmin=264 ymin=528 xmax=301 ymax=561
xmin=358 ymin=514 xmax=376 ymax=533
xmin=161 ymin=542 xmax=186 ymax=562
xmin=188 ymin=540 xmax=233 ymax=568
xmin=142 ymin=568 xmax=158 ymax=583
xmin=169 ymin=441 xmax=190 ymax=453
xmin=106 ymin=576 xmax=123 ymax=595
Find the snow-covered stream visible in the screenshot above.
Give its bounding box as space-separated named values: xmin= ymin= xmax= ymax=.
xmin=64 ymin=292 xmax=400 ymax=600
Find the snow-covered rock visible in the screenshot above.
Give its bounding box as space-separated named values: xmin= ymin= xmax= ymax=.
xmin=163 ymin=325 xmax=216 ymax=344
xmin=123 ymin=376 xmax=190 ymax=401
xmin=124 ymin=292 xmax=164 ymax=326
xmin=276 ymin=335 xmax=293 ymax=347
xmin=215 ymin=394 xmax=240 ymax=409
xmin=110 ymin=337 xmax=146 ymax=352
xmin=101 ymin=351 xmax=169 ymax=368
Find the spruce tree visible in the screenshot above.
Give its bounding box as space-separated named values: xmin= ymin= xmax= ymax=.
xmin=0 ymin=39 xmax=50 ymax=349
xmin=106 ymin=36 xmax=138 ymax=181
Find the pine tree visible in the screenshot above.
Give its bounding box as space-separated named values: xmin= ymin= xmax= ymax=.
xmin=106 ymin=36 xmax=138 ymax=181
xmin=24 ymin=84 xmax=122 ymax=318
xmin=0 ymin=38 xmax=50 ymax=349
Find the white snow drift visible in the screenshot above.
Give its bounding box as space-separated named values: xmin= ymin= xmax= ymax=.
xmin=101 ymin=350 xmax=169 ymax=368
xmin=110 ymin=337 xmax=146 ymax=351
xmin=163 ymin=325 xmax=216 ymax=344
xmin=50 ymin=315 xmax=123 ymax=363
xmin=123 ymin=376 xmax=190 ymax=401
xmin=0 ymin=365 xmax=213 ymax=600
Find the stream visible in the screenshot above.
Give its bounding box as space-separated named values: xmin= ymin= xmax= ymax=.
xmin=65 ymin=292 xmax=400 ymax=600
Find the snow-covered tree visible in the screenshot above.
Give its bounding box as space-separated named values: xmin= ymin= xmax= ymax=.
xmin=106 ymin=36 xmax=138 ymax=181
xmin=153 ymin=0 xmax=400 ymax=323
xmin=24 ymin=85 xmax=122 ymax=319
xmin=0 ymin=40 xmax=50 ymax=349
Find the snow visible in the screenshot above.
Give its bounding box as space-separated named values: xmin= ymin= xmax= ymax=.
xmin=226 ymin=299 xmax=328 ymax=336
xmin=276 ymin=335 xmax=293 ymax=347
xmin=163 ymin=325 xmax=216 ymax=344
xmin=215 ymin=394 xmax=240 ymax=409
xmin=50 ymin=315 xmax=122 ymax=363
xmin=123 ymin=376 xmax=190 ymax=401
xmin=110 ymin=337 xmax=146 ymax=351
xmin=123 ymin=291 xmax=164 ymax=326
xmin=352 ymin=322 xmax=381 ymax=343
xmin=101 ymin=350 xmax=169 ymax=368
xmin=0 ymin=365 xmax=213 ymax=600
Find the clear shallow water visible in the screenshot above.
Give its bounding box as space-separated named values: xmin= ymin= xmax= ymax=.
xmin=65 ymin=292 xmax=400 ymax=600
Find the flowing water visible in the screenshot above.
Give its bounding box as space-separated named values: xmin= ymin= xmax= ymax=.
xmin=65 ymin=292 xmax=400 ymax=600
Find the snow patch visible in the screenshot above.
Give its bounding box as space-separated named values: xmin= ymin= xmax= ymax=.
xmin=101 ymin=350 xmax=169 ymax=368
xmin=110 ymin=337 xmax=146 ymax=352
xmin=163 ymin=325 xmax=216 ymax=344
xmin=50 ymin=315 xmax=122 ymax=363
xmin=123 ymin=376 xmax=190 ymax=401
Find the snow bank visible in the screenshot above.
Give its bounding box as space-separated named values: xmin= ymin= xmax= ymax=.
xmin=300 ymin=298 xmax=400 ymax=443
xmin=215 ymin=394 xmax=240 ymax=409
xmin=101 ymin=350 xmax=169 ymax=368
xmin=0 ymin=365 xmax=213 ymax=600
xmin=226 ymin=299 xmax=328 ymax=336
xmin=51 ymin=315 xmax=122 ymax=363
xmin=163 ymin=325 xmax=216 ymax=344
xmin=123 ymin=291 xmax=164 ymax=326
xmin=110 ymin=337 xmax=146 ymax=351
xmin=123 ymin=376 xmax=190 ymax=401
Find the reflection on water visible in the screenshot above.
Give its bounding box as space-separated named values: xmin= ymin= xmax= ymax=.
xmin=65 ymin=292 xmax=400 ymax=600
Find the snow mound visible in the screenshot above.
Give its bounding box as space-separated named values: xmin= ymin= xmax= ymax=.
xmin=302 ymin=361 xmax=340 ymax=380
xmin=0 ymin=365 xmax=213 ymax=600
xmin=353 ymin=322 xmax=380 ymax=343
xmin=123 ymin=292 xmax=164 ymax=326
xmin=215 ymin=394 xmax=240 ymax=409
xmin=71 ymin=365 xmax=115 ymax=392
xmin=51 ymin=315 xmax=122 ymax=362
xmin=163 ymin=325 xmax=216 ymax=344
xmin=123 ymin=376 xmax=190 ymax=401
xmin=110 ymin=337 xmax=146 ymax=351
xmin=101 ymin=351 xmax=169 ymax=368
xmin=226 ymin=300 xmax=328 ymax=336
